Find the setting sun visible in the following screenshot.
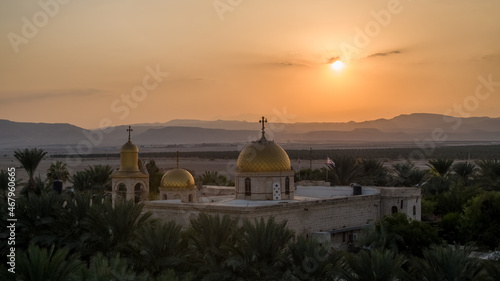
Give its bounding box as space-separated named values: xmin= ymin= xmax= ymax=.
xmin=331 ymin=60 xmax=345 ymax=71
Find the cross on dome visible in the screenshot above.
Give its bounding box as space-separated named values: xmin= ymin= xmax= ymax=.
xmin=259 ymin=116 xmax=268 ymax=140
xmin=127 ymin=126 xmax=133 ymax=142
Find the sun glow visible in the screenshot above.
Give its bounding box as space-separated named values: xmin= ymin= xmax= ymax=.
xmin=331 ymin=60 xmax=345 ymax=71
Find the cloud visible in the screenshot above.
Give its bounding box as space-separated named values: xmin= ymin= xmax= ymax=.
xmin=367 ymin=50 xmax=401 ymax=58
xmin=326 ymin=56 xmax=341 ymax=64
xmin=482 ymin=52 xmax=500 ymax=61
xmin=0 ymin=88 xmax=102 ymax=104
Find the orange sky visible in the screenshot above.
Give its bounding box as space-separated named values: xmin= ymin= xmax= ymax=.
xmin=1 ymin=0 xmax=499 ymax=129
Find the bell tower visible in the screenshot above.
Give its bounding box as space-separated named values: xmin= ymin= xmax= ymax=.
xmin=110 ymin=126 xmax=150 ymax=204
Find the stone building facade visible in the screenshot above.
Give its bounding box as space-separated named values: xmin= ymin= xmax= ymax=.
xmin=140 ymin=117 xmax=422 ymax=249
xmin=110 ymin=127 xmax=149 ymax=204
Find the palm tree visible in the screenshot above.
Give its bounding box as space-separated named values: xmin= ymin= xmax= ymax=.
xmin=14 ymin=148 xmax=47 ymax=193
xmin=16 ymin=244 xmax=84 ymax=281
xmin=408 ymin=245 xmax=483 ymax=281
xmin=69 ymin=165 xmax=113 ymax=192
xmin=452 ymin=161 xmax=477 ymax=186
xmin=85 ymin=252 xmax=148 ymax=281
xmin=196 ymin=171 xmax=229 ymax=186
xmin=356 ymin=224 xmax=403 ymax=254
xmin=126 ymin=220 xmax=186 ymax=277
xmin=69 ymin=170 xmax=94 ymax=191
xmin=46 ymin=161 xmax=70 ymax=183
xmin=87 ymin=164 xmax=113 ymax=191
xmin=230 ymin=217 xmax=295 ymax=279
xmin=477 ymin=159 xmax=500 ymax=190
xmin=16 ymin=191 xmax=68 ymax=249
xmin=483 ymin=260 xmax=500 ymax=281
xmin=427 ymin=159 xmax=454 ymax=179
xmin=286 ymin=235 xmax=342 ymax=280
xmin=358 ymin=158 xmax=390 ymax=186
xmin=328 ymin=155 xmax=361 ymax=185
xmin=184 ymin=213 xmax=241 ymax=279
xmin=392 ymin=160 xmax=427 ymax=187
xmin=79 ymin=199 xmax=152 ymax=259
xmin=339 ymin=249 xmax=406 ymax=281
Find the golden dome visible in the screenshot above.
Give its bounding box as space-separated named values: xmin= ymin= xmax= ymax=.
xmin=161 ymin=168 xmax=195 ymax=189
xmin=121 ymin=140 xmax=139 ymax=153
xmin=237 ymin=138 xmax=291 ymax=173
xmin=119 ymin=140 xmax=139 ymax=171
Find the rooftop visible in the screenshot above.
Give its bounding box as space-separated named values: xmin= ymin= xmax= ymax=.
xmin=150 ymin=185 xmax=381 ymax=208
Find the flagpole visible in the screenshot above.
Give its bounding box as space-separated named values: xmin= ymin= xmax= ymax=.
xmin=298 ymin=156 xmax=301 ymax=181
xmin=326 ymin=163 xmax=328 ymax=182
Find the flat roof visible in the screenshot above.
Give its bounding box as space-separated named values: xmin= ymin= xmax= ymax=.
xmin=151 ymin=185 xmax=381 ymax=208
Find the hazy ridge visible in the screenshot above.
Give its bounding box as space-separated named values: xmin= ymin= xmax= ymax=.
xmin=1 ymin=113 xmax=499 ymax=150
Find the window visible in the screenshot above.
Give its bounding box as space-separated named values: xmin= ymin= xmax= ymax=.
xmin=391 ymin=206 xmax=398 ymax=214
xmin=400 ymin=200 xmax=404 ymax=209
xmin=285 ymin=177 xmax=290 ymax=195
xmin=413 ymin=205 xmax=416 ymax=216
xmin=134 ymin=183 xmax=142 ymax=203
xmin=245 ymin=177 xmax=251 ymax=196
xmin=117 ymin=184 xmax=127 ymax=202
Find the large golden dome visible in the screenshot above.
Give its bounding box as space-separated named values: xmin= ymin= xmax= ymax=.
xmin=161 ymin=168 xmax=195 ymax=189
xmin=237 ymin=138 xmax=291 ymax=173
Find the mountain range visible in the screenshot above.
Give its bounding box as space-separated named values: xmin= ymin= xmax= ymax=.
xmin=0 ymin=113 xmax=499 ymax=151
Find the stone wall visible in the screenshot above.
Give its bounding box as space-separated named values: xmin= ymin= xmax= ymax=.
xmin=144 ymin=194 xmax=380 ymax=236
xmin=377 ymin=187 xmax=421 ymax=220
xmin=235 ymin=171 xmax=295 ymax=200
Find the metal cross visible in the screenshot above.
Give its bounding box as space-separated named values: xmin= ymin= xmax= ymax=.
xmin=127 ymin=126 xmax=133 ymax=141
xmin=259 ymin=116 xmax=267 ymax=139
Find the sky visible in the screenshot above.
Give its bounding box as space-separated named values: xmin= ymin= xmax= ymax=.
xmin=1 ymin=0 xmax=499 ymax=129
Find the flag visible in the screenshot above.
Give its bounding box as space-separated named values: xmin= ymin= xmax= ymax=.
xmin=327 ymin=157 xmax=335 ymax=167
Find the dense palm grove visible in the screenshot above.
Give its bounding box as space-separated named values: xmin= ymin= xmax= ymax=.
xmin=1 ymin=148 xmax=500 ymax=280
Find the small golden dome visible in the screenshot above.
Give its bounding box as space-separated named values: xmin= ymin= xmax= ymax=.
xmin=161 ymin=168 xmax=195 ymax=189
xmin=121 ymin=140 xmax=139 ymax=153
xmin=237 ymin=139 xmax=291 ymax=172
xmin=119 ymin=140 xmax=139 ymax=172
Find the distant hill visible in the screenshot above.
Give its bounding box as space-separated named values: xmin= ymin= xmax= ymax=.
xmin=1 ymin=113 xmax=499 ymax=151
xmin=134 ymin=113 xmax=500 ymax=134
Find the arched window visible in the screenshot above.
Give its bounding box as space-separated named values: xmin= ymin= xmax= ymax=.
xmin=134 ymin=183 xmax=142 ymax=203
xmin=117 ymin=183 xmax=127 ymax=202
xmin=188 ymin=194 xmax=193 ymax=202
xmin=391 ymin=206 xmax=398 ymax=214
xmin=285 ymin=177 xmax=290 ymax=195
xmin=162 ymin=194 xmax=167 ymax=200
xmin=245 ymin=177 xmax=251 ymax=196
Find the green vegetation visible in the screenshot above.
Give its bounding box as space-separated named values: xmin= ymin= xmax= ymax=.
xmin=3 ymin=146 xmax=500 ymax=279
xmin=52 ymin=144 xmax=500 ymax=161
xmin=2 ymin=190 xmax=499 ymax=280
xmin=14 ymin=148 xmax=47 ymax=194
xmin=69 ymin=164 xmax=113 ymax=191
xmin=196 ymin=171 xmax=234 ymax=186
